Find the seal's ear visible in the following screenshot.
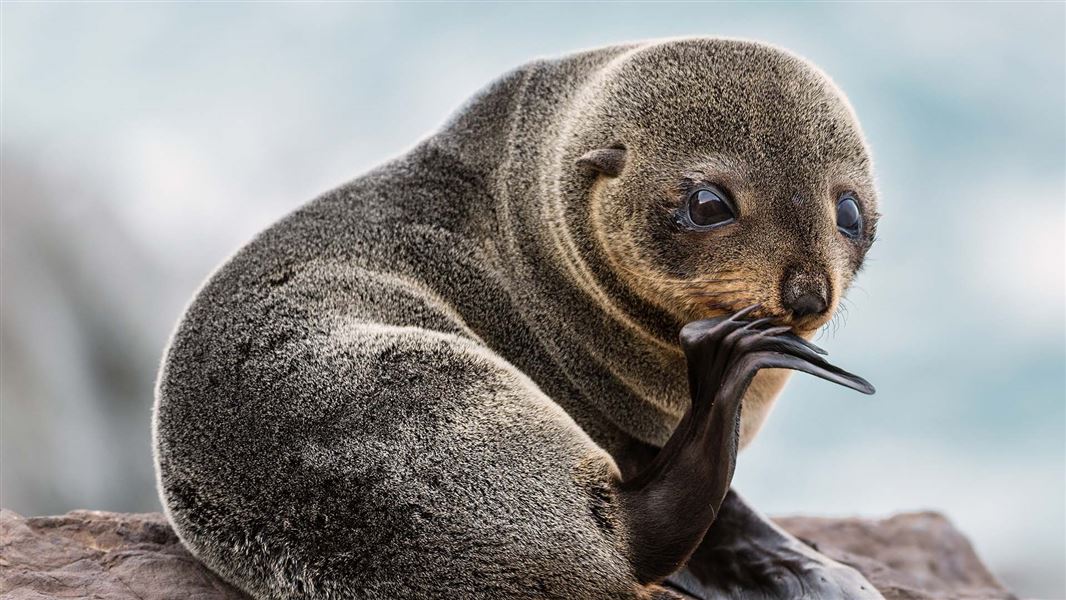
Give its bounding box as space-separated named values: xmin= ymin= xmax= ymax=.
xmin=576 ymin=147 xmax=626 ymax=177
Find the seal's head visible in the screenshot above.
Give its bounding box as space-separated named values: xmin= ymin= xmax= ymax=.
xmin=568 ymin=38 xmax=878 ymax=335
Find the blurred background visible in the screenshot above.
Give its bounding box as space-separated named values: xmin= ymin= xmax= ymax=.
xmin=2 ymin=3 xmax=1063 ymax=597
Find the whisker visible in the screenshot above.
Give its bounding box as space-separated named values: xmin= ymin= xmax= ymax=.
xmin=815 ymin=325 xmax=828 ymax=342
xmin=837 ymin=302 xmax=850 ymax=332
xmin=700 ymin=296 xmax=760 ymax=312
xmin=690 ymin=288 xmax=747 ymax=296
xmin=680 ymin=278 xmax=745 ymax=287
xmin=612 ymin=263 xmax=745 ymax=288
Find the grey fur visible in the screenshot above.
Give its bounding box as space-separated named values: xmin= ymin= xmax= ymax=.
xmin=153 ymin=38 xmax=877 ymax=599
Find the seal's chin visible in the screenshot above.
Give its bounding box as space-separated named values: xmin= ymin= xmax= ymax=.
xmin=789 ymin=315 xmax=830 ymax=337
xmin=761 ymin=307 xmax=837 ymax=338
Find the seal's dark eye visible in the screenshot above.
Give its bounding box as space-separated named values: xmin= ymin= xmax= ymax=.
xmin=686 ymin=186 xmax=736 ymax=228
xmin=836 ymin=193 xmax=862 ymax=239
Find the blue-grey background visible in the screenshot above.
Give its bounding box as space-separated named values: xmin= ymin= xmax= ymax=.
xmin=2 ymin=3 xmax=1063 ymax=597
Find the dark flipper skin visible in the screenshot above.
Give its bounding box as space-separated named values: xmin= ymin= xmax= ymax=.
xmin=617 ymin=306 xmax=874 ymax=586
xmin=664 ymin=490 xmax=884 ymax=600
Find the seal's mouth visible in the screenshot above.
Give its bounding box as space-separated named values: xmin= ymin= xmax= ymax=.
xmin=681 ymin=268 xmax=838 ymax=334
xmin=624 ymin=267 xmax=838 ymax=338
xmin=690 ymin=296 xmax=834 ymax=336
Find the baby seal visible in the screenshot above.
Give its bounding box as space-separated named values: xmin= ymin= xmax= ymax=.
xmin=154 ymin=38 xmax=881 ymax=599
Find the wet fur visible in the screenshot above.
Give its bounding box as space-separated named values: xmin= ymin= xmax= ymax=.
xmin=154 ymin=38 xmax=876 ymax=599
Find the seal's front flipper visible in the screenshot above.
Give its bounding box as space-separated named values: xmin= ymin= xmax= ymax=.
xmin=617 ymin=308 xmax=878 ymax=588
xmin=617 ymin=308 xmax=874 ymax=585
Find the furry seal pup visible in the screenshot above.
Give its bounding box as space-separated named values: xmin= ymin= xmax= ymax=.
xmin=154 ymin=38 xmax=882 ymax=599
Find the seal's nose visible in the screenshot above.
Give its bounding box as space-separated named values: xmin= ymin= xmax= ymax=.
xmin=781 ymin=268 xmax=830 ymax=318
xmin=784 ymin=292 xmax=827 ymax=317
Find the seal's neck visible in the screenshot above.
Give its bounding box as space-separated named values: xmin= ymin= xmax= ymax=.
xmin=429 ymin=51 xmax=691 ymax=445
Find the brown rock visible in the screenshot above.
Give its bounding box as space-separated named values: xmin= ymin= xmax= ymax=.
xmin=0 ymin=509 xmax=246 ymax=600
xmin=1 ymin=509 xmax=1015 ymax=600
xmin=774 ymin=512 xmax=1016 ymax=600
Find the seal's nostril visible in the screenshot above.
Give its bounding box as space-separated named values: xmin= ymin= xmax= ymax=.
xmin=787 ymin=292 xmax=828 ymax=317
xmin=780 ymin=265 xmax=831 ymax=319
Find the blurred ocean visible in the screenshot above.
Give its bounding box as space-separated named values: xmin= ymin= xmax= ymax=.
xmin=1 ymin=3 xmax=1063 ymax=597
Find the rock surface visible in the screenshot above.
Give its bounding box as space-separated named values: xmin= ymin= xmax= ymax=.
xmin=0 ymin=509 xmax=1015 ymax=600
xmin=775 ymin=513 xmax=1016 ymax=600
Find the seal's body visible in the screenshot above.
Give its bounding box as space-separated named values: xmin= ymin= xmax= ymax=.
xmin=155 ymin=39 xmax=880 ymax=599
